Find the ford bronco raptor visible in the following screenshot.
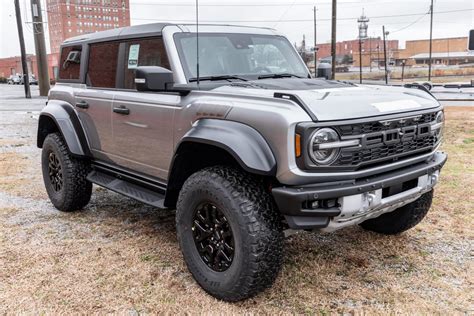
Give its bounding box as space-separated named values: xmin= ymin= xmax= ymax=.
xmin=38 ymin=23 xmax=447 ymax=301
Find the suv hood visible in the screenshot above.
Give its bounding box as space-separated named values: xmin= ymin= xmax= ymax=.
xmin=212 ymin=79 xmax=440 ymax=121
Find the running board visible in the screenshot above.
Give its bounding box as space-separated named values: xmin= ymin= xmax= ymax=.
xmin=87 ymin=170 xmax=166 ymax=209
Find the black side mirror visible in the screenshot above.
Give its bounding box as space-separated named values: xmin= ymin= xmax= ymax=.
xmin=135 ymin=66 xmax=174 ymax=92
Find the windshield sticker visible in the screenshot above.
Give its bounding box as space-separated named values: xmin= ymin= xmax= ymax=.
xmin=371 ymin=99 xmax=421 ymax=112
xmin=128 ymin=44 xmax=140 ymax=69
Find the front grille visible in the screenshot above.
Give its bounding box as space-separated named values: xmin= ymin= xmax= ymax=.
xmin=332 ymin=111 xmax=440 ymax=169
xmin=336 ymin=112 xmax=437 ymax=136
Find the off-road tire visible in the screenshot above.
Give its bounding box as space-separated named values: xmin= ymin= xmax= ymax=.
xmin=176 ymin=166 xmax=284 ymax=302
xmin=360 ymin=190 xmax=433 ymax=235
xmin=41 ymin=133 xmax=92 ymax=212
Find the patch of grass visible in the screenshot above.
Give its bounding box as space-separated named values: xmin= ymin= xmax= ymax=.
xmin=0 ymin=107 xmax=472 ymax=314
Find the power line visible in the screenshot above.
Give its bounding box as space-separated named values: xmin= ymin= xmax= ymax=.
xmin=130 ymin=9 xmax=473 ymax=23
xmin=390 ymin=9 xmax=430 ymax=33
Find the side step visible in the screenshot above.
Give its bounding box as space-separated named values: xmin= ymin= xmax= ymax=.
xmin=87 ymin=170 xmax=166 ymax=209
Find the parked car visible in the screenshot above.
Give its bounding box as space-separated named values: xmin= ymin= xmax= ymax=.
xmin=20 ymin=74 xmax=38 ymax=85
xmin=37 ymin=23 xmax=447 ymax=302
xmin=7 ymin=74 xmax=21 ymax=84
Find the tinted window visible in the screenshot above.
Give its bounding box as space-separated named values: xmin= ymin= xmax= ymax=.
xmin=58 ymin=46 xmax=81 ymax=80
xmin=121 ymin=38 xmax=170 ymax=90
xmin=87 ymin=42 xmax=119 ymax=88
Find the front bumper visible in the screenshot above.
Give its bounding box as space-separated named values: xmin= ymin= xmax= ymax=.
xmin=272 ymin=151 xmax=447 ymax=231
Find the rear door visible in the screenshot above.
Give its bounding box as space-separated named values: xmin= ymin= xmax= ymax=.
xmin=74 ymin=42 xmax=120 ymax=160
xmin=111 ymin=37 xmax=179 ymax=180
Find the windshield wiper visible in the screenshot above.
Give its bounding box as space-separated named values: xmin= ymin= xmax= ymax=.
xmin=257 ymin=73 xmax=303 ymax=79
xmin=189 ymin=75 xmax=248 ymax=82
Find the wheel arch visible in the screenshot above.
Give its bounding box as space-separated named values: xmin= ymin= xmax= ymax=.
xmin=164 ymin=119 xmax=277 ymax=208
xmin=37 ymin=100 xmax=91 ymax=157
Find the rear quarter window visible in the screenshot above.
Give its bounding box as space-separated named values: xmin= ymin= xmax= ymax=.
xmin=58 ymin=46 xmax=82 ymax=80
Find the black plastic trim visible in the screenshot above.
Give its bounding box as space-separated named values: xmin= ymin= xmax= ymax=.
xmin=58 ymin=103 xmax=92 ymax=157
xmin=272 ymin=151 xmax=447 ymax=218
xmin=274 ymin=92 xmax=318 ymax=121
xmin=176 ymin=119 xmax=277 ymax=176
xmin=91 ymin=160 xmax=167 ymax=194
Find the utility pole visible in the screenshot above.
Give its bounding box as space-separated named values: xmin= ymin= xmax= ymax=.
xmin=359 ymin=38 xmax=363 ymax=83
xmin=428 ymin=0 xmax=434 ymax=81
xmin=331 ymin=0 xmax=337 ymax=79
xmin=30 ymin=0 xmax=50 ymax=96
xmin=383 ymin=26 xmax=388 ymax=85
xmin=14 ymin=0 xmax=30 ymax=99
xmin=313 ymin=6 xmax=317 ymax=77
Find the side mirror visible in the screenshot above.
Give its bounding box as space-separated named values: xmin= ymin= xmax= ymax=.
xmin=63 ymin=50 xmax=81 ymax=69
xmin=135 ymin=66 xmax=174 ymax=92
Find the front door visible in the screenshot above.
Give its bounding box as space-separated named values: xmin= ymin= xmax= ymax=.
xmin=111 ymin=91 xmax=179 ymax=180
xmin=109 ymin=37 xmax=177 ymax=180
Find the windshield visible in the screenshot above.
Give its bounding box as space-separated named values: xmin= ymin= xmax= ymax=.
xmin=174 ymin=33 xmax=309 ymax=81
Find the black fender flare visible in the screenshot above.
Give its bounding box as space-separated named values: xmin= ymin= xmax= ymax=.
xmin=176 ymin=119 xmax=277 ymax=176
xmin=37 ymin=100 xmax=91 ymax=157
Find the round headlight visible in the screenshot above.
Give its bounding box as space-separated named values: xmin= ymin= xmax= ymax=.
xmin=308 ymin=128 xmax=340 ymax=165
xmin=435 ymin=111 xmax=444 ymax=138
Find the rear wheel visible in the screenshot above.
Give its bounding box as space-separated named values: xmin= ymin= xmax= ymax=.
xmin=176 ymin=166 xmax=283 ymax=301
xmin=41 ymin=133 xmax=92 ymax=212
xmin=360 ymin=190 xmax=433 ymax=235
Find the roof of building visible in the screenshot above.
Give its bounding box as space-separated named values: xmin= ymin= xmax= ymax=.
xmin=410 ymin=51 xmax=474 ymax=59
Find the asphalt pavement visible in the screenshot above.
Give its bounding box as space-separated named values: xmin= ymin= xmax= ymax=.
xmin=0 ymin=83 xmax=472 ymax=113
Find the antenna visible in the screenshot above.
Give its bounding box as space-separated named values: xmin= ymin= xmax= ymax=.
xmin=196 ymin=0 xmax=200 ymax=87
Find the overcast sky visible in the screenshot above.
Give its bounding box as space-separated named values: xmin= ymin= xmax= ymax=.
xmin=0 ymin=0 xmax=472 ymax=58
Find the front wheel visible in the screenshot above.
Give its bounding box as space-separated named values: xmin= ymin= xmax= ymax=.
xmin=176 ymin=166 xmax=283 ymax=302
xmin=41 ymin=133 xmax=92 ymax=212
xmin=360 ymin=190 xmax=433 ymax=235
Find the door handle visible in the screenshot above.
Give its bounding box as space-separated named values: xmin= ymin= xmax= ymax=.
xmin=113 ymin=106 xmax=130 ymax=115
xmin=75 ymin=100 xmax=89 ymax=109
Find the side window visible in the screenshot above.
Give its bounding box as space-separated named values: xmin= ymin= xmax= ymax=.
xmin=58 ymin=46 xmax=81 ymax=80
xmin=122 ymin=38 xmax=170 ymax=90
xmin=87 ymin=42 xmax=119 ymax=88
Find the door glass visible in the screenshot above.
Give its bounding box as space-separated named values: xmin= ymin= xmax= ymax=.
xmin=121 ymin=38 xmax=170 ymax=90
xmin=58 ymin=46 xmax=81 ymax=80
xmin=87 ymin=42 xmax=119 ymax=88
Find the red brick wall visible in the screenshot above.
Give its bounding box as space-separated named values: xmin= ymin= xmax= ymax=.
xmin=47 ymin=0 xmax=131 ymax=54
xmin=316 ymin=38 xmax=399 ymax=60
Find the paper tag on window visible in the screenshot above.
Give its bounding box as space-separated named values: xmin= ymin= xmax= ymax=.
xmin=128 ymin=44 xmax=140 ymax=69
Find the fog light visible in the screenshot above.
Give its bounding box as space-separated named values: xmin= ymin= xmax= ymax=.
xmin=311 ymin=201 xmax=319 ymax=209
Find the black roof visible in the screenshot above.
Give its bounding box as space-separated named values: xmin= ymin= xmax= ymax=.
xmin=62 ymin=23 xmax=172 ymax=46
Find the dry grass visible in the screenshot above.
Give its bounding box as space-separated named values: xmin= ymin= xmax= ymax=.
xmin=0 ymin=107 xmax=473 ymax=314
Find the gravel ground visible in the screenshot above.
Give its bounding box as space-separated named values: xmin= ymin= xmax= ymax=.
xmin=0 ymin=85 xmax=472 ymax=314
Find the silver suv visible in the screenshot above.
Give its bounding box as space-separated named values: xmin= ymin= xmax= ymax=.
xmin=37 ymin=23 xmax=447 ymax=301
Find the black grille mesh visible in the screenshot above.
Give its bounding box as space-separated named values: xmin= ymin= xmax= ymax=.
xmin=336 ymin=112 xmax=437 ymax=136
xmin=332 ymin=111 xmax=439 ymax=168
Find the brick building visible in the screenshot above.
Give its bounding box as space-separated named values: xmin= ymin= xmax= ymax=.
xmin=0 ymin=54 xmax=58 ymax=79
xmin=47 ymin=0 xmax=131 ymax=54
xmin=316 ymin=37 xmax=399 ymax=61
xmin=353 ymin=36 xmax=472 ymax=67
xmin=0 ymin=0 xmax=130 ymax=80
